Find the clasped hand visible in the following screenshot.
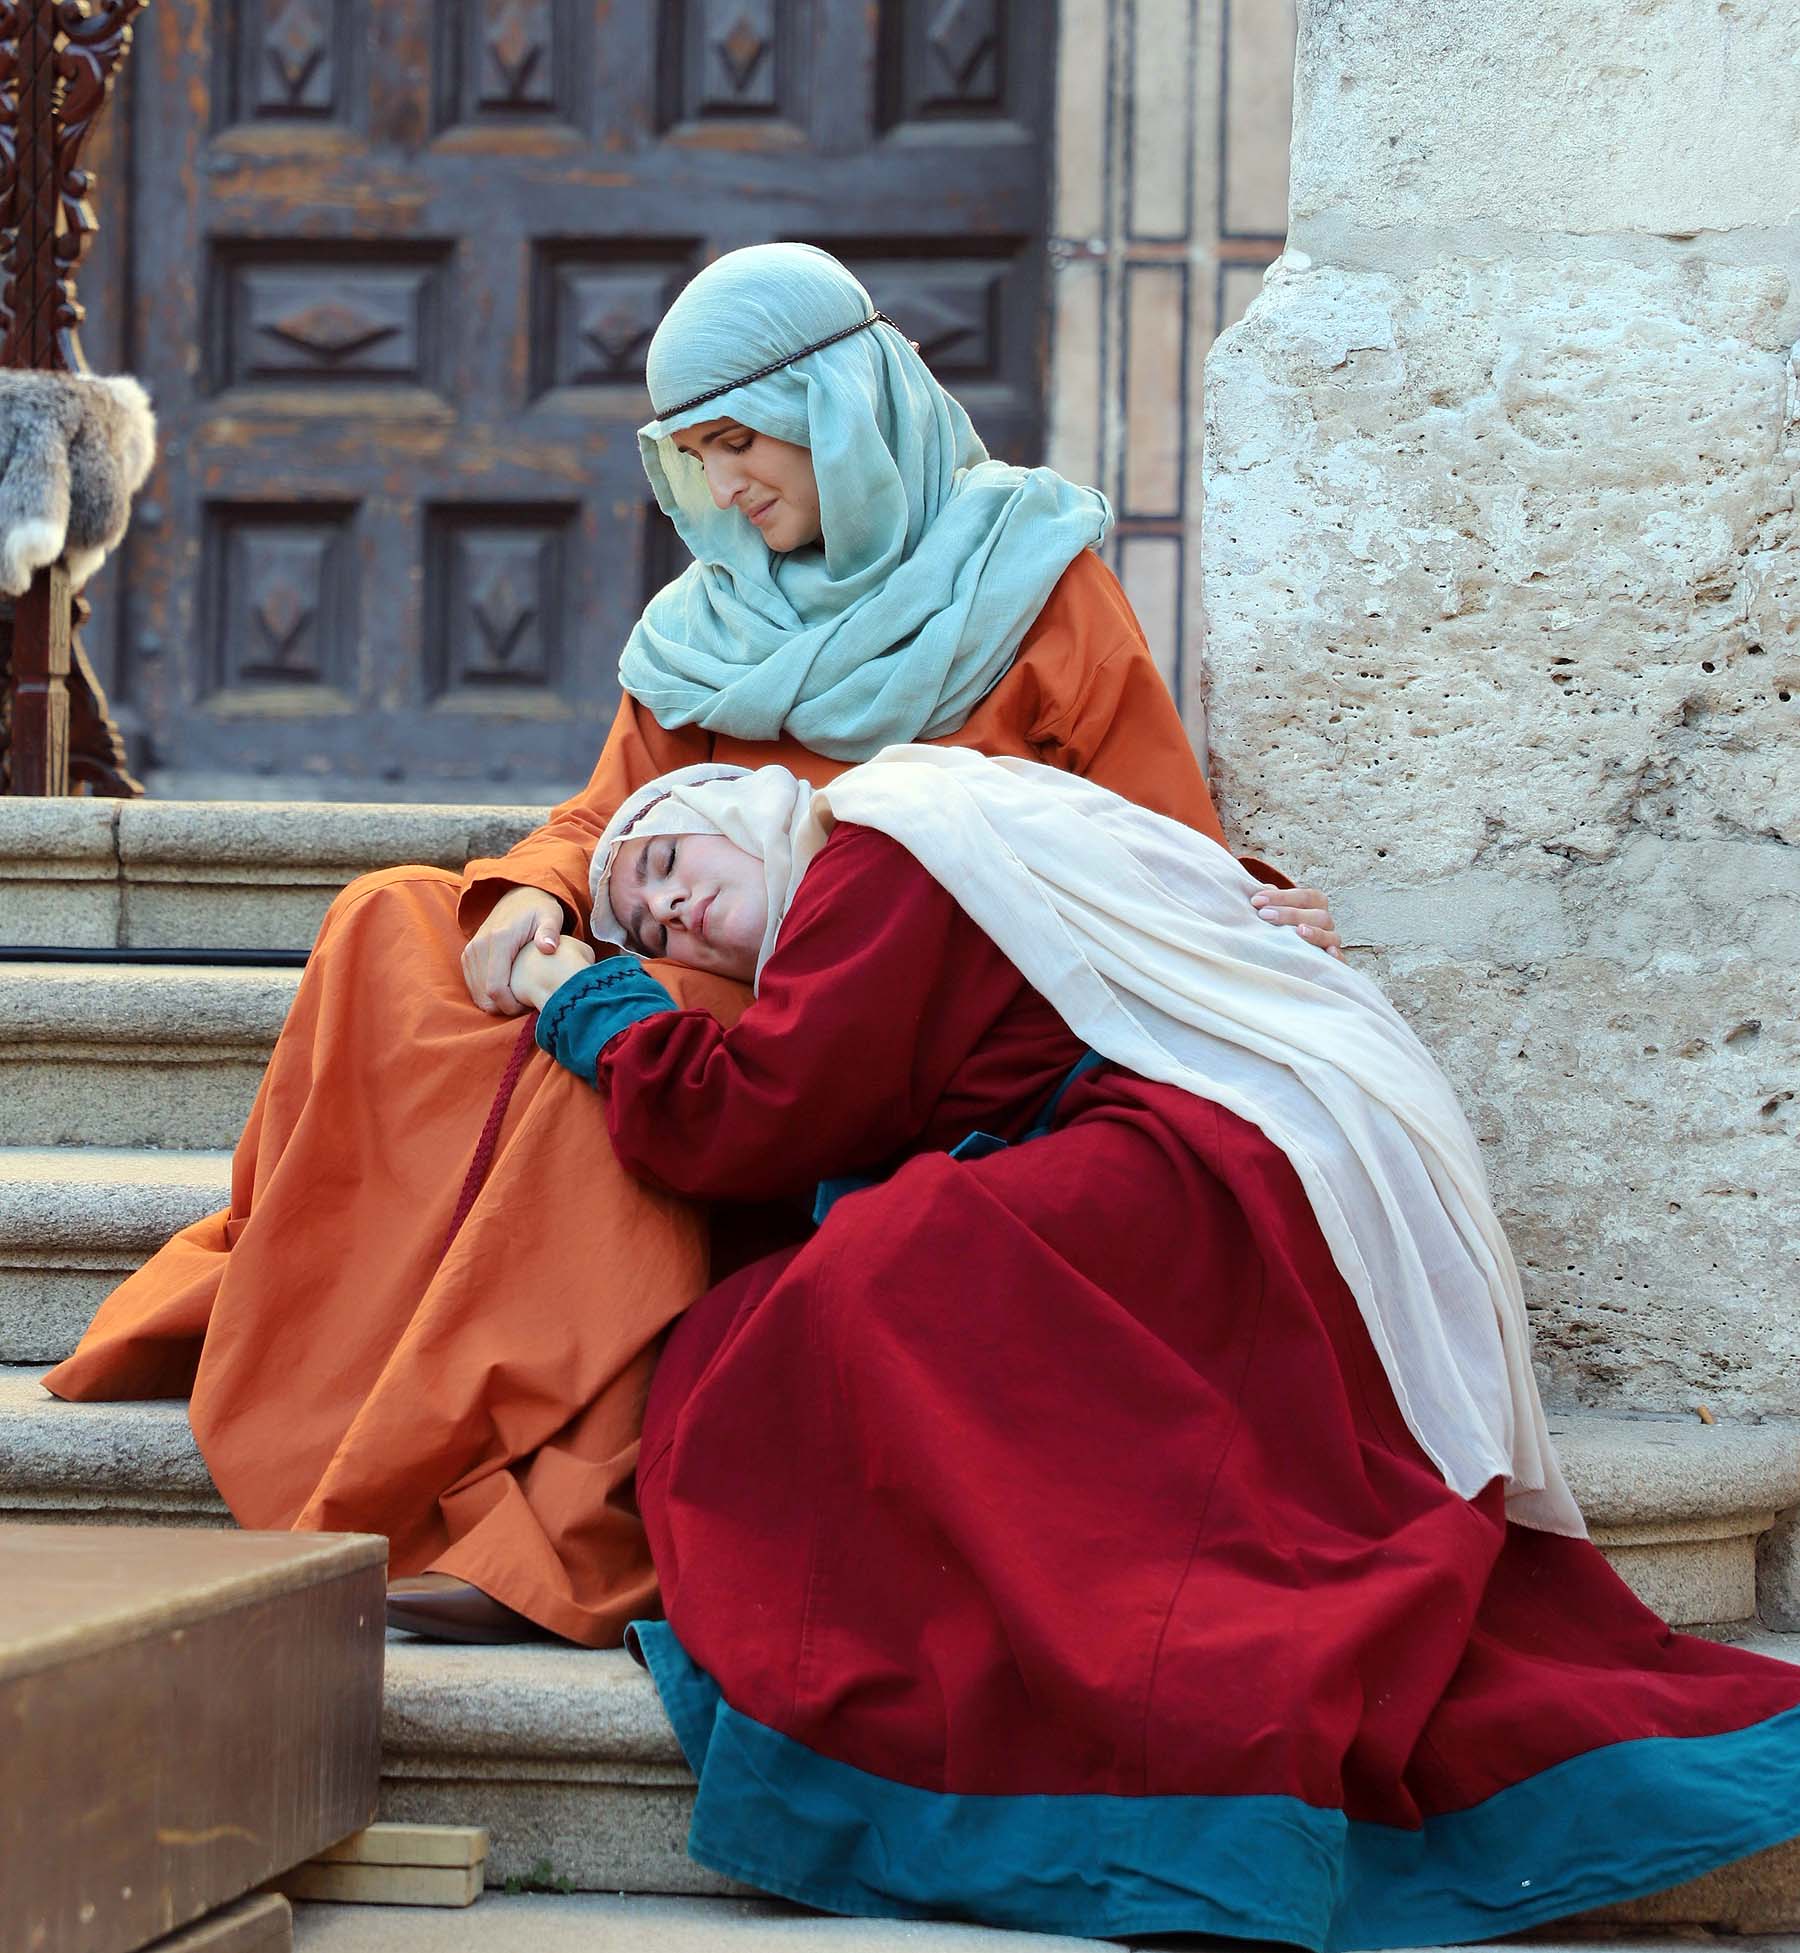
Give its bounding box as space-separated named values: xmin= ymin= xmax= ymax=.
xmin=507 ymin=932 xmax=596 ymax=1012
xmin=463 ymin=883 xmax=597 ymax=1014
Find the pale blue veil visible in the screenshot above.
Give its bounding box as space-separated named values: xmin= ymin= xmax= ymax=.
xmin=618 ymin=242 xmax=1111 ymax=762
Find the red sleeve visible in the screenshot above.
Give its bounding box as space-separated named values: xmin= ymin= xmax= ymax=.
xmin=596 ymin=827 xmax=1030 ymax=1202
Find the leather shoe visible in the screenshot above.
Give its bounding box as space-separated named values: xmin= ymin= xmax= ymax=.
xmin=385 ymin=1572 xmax=552 ymax=1644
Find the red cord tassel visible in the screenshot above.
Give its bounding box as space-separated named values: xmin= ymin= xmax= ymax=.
xmin=440 ymin=1011 xmax=540 ymax=1260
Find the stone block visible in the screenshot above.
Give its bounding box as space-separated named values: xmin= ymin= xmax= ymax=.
xmin=1548 ymin=1414 xmax=1800 ymax=1528
xmin=0 ymin=1147 xmax=231 ymax=1363
xmin=114 ymin=802 xmax=545 ymax=952
xmin=1759 ymin=1506 xmax=1800 ymax=1631
xmin=0 ymin=1367 xmax=226 ymax=1524
xmin=275 ymin=1863 xmax=482 ymax=1908
xmin=1290 ymin=0 xmax=1800 ymax=244
xmin=313 ymin=1825 xmax=489 ymax=1870
xmin=0 ymin=963 xmax=294 ymax=1148
xmin=1550 ymin=1412 xmax=1800 ymax=1624
xmin=1590 ymin=1527 xmax=1758 ymax=1629
xmin=1203 ymin=249 xmax=1800 ymax=1413
xmin=0 ymin=798 xmax=121 ymax=948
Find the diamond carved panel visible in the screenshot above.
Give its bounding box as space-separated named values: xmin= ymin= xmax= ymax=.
xmin=532 ymin=244 xmax=698 ymax=395
xmin=426 ymin=508 xmax=574 ymax=700
xmin=879 ymin=0 xmax=1006 ymax=126
xmin=206 ymin=506 xmax=354 ymax=701
xmin=437 ymin=0 xmax=582 ymax=128
xmin=212 ymin=251 xmax=447 ymax=391
xmin=660 ymin=0 xmax=803 ymax=128
xmin=849 ymin=256 xmax=1006 ymax=380
xmin=217 ymin=0 xmax=354 ymax=127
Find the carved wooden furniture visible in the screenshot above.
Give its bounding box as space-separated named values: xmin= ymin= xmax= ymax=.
xmin=0 ymin=0 xmax=144 ymax=797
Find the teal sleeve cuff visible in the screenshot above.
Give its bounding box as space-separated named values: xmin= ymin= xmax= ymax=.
xmin=535 ymin=956 xmax=678 ymax=1084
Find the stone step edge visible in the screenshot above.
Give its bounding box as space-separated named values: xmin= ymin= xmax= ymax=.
xmin=5 ymin=1360 xmax=1800 ymax=1539
xmin=0 ymin=962 xmax=300 ymax=1048
xmin=7 ymin=1367 xmax=1800 ymax=1635
xmin=0 ymin=1147 xmax=232 ymax=1253
xmin=379 ymin=1633 xmax=1800 ymax=1923
xmin=0 ymin=798 xmax=547 ymax=881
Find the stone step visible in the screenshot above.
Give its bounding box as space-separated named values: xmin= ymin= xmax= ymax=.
xmin=1548 ymin=1410 xmax=1800 ymax=1628
xmin=0 ymin=1364 xmax=228 ymax=1525
xmin=0 ymin=961 xmax=298 ymax=1147
xmin=7 ymin=1259 xmax=1800 ymax=1625
xmin=287 ymin=1890 xmax=1115 ymax=1950
xmin=289 ymin=1907 xmax=1800 ymax=1953
xmin=373 ymin=1638 xmax=1800 ymax=1933
xmin=0 ymin=799 xmax=544 ymax=953
xmin=2 ymin=1368 xmax=1798 ymax=1922
xmin=0 ymin=1146 xmax=232 ymax=1364
xmin=4 ymin=1363 xmax=1799 ymax=1627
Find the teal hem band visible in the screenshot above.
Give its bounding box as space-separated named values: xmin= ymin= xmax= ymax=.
xmin=630 ymin=1618 xmax=1800 ymax=1951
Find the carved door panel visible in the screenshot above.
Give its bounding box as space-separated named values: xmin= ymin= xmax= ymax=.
xmin=110 ymin=0 xmax=1053 ymax=799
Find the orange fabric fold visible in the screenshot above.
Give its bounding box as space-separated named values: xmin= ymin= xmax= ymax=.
xmin=44 ymin=869 xmax=748 ymax=1645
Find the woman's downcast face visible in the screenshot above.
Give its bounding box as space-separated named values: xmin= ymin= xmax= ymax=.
xmin=671 ymin=417 xmax=822 ymax=552
xmin=611 ymin=831 xmax=768 ymax=981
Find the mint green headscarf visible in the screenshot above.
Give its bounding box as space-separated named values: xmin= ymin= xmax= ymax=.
xmin=619 ymin=242 xmax=1112 ymax=762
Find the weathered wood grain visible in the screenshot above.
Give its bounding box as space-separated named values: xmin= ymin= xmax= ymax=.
xmin=0 ymin=1524 xmax=385 ymax=1953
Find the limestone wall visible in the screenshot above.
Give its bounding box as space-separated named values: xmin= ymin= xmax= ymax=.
xmin=1202 ymin=0 xmax=1800 ymax=1412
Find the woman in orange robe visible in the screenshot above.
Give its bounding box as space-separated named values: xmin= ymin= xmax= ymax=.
xmin=44 ymin=245 xmax=1336 ymax=1646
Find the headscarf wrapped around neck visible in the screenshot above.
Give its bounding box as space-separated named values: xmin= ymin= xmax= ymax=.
xmin=619 ymin=242 xmax=1111 ymax=761
xmin=590 ymin=745 xmax=1583 ymax=1543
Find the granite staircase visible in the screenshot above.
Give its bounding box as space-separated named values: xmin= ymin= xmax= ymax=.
xmin=4 ymin=799 xmax=1800 ymax=1941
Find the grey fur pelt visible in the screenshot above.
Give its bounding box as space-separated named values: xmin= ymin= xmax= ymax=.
xmin=0 ymin=371 xmax=156 ymax=596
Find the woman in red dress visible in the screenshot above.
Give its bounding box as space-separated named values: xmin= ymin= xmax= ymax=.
xmin=501 ymin=748 xmax=1800 ymax=1948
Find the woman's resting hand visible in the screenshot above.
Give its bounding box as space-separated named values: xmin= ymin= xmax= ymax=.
xmin=463 ymin=883 xmax=569 ymax=1014
xmin=508 ymin=932 xmax=598 ymax=1012
xmin=1251 ymin=885 xmax=1344 ymax=960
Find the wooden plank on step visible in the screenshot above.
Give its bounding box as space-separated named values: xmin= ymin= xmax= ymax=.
xmin=274 ymin=1862 xmax=483 ymax=1908
xmin=145 ymin=1893 xmax=293 ymax=1952
xmin=0 ymin=1524 xmax=385 ymax=1953
xmin=313 ymin=1823 xmax=490 ymax=1869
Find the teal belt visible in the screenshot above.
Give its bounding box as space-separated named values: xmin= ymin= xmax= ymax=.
xmin=812 ymin=1049 xmax=1105 ymax=1227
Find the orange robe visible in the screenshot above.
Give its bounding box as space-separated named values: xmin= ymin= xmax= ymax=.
xmin=44 ymin=552 xmax=1277 ymax=1645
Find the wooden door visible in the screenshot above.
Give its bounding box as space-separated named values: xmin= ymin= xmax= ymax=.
xmin=93 ymin=1 xmax=1053 ymax=800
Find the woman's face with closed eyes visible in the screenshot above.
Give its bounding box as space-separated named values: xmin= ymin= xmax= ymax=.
xmin=611 ymin=831 xmax=767 ymax=982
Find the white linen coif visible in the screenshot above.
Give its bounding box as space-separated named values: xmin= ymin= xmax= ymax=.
xmin=590 ymin=745 xmax=1583 ymax=1539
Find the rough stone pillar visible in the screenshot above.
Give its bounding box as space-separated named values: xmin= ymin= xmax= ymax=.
xmin=1202 ymin=0 xmax=1799 ymax=1413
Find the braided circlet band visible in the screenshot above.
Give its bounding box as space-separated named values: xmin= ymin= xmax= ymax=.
xmin=650 ymin=312 xmax=899 ymax=423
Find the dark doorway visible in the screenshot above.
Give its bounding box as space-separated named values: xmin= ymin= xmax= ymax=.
xmin=94 ymin=1 xmax=1054 ymax=800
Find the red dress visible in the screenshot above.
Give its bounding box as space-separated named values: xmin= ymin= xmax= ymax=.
xmin=596 ymin=825 xmax=1800 ymax=1947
